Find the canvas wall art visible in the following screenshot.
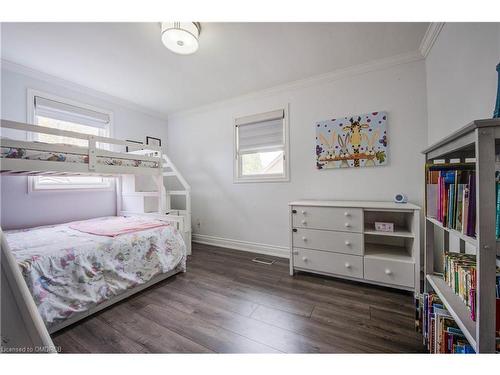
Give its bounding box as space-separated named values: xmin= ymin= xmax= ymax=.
xmin=315 ymin=111 xmax=388 ymax=169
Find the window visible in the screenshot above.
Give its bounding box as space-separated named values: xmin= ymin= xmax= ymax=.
xmin=234 ymin=108 xmax=289 ymax=183
xmin=28 ymin=91 xmax=113 ymax=190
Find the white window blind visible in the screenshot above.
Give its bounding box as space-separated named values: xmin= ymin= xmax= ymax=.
xmin=236 ymin=109 xmax=284 ymax=153
xmin=35 ymin=96 xmax=110 ymax=129
xmin=234 ymin=108 xmax=289 ymax=182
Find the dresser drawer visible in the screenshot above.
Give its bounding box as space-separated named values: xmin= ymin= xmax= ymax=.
xmin=293 ymin=248 xmax=363 ymax=279
xmin=364 ymin=257 xmax=415 ymax=288
xmin=292 ymin=228 xmax=363 ymax=255
xmin=292 ymin=206 xmax=362 ymax=232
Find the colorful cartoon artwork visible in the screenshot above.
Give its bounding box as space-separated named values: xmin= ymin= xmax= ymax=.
xmin=316 ymin=111 xmax=388 ymax=169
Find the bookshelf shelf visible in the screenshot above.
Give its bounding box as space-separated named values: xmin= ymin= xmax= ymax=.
xmin=423 ymin=118 xmax=500 ymax=353
xmin=426 ymin=216 xmax=500 ymax=255
xmin=425 ymin=216 xmax=478 ymax=247
xmin=426 ymin=274 xmax=477 ymax=351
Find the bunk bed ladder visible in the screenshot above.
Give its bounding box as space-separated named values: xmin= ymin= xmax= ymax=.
xmin=162 ymin=154 xmax=192 ymax=255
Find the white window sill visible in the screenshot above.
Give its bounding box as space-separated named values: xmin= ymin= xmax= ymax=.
xmin=233 ymin=175 xmax=290 ymax=183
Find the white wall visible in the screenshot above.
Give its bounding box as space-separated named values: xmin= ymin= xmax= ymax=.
xmin=426 ymin=23 xmax=500 ymax=253
xmin=168 ymin=59 xmax=428 ymax=253
xmin=426 ymin=23 xmax=500 ymax=145
xmin=0 ymin=65 xmax=168 ymax=229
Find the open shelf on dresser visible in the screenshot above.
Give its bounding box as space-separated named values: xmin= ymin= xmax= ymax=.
xmin=364 ymin=224 xmax=414 ymax=238
xmin=364 ymin=243 xmax=413 ymax=263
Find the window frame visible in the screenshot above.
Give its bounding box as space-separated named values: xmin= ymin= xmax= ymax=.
xmin=26 ymin=88 xmax=115 ymax=192
xmin=233 ymin=105 xmax=290 ymax=183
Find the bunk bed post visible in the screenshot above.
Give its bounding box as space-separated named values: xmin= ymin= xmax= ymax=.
xmin=474 ymin=127 xmax=497 ymax=353
xmin=1 ymin=229 xmax=56 ymax=353
xmin=88 ymin=136 xmax=96 ymax=171
xmin=115 ymin=175 xmax=122 ymax=215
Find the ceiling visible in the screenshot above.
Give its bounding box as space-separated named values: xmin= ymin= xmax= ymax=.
xmin=1 ymin=22 xmax=428 ymax=117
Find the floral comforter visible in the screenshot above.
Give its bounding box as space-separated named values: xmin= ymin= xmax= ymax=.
xmin=5 ymin=216 xmax=186 ymax=329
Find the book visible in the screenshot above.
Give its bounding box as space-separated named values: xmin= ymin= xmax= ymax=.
xmin=455 ymin=184 xmax=464 ymax=231
xmin=496 ymin=172 xmax=500 ymax=239
xmin=466 ymin=172 xmax=476 ymax=237
xmin=425 ymin=167 xmax=476 ymax=239
xmin=462 ymin=185 xmax=469 ymax=234
xmin=421 ymin=292 xmax=476 ymax=353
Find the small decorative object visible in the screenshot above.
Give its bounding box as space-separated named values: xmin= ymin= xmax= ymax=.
xmin=494 ymin=63 xmax=500 ymax=118
xmin=316 ymin=111 xmax=388 ymax=169
xmin=125 ymin=139 xmax=143 ymax=153
xmin=375 ymin=222 xmax=395 ymax=232
xmin=146 ymin=136 xmax=162 ymax=147
xmin=394 ymin=193 xmax=408 ymax=204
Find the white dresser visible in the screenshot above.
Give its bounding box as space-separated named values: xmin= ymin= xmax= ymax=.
xmin=289 ymin=200 xmax=420 ymax=295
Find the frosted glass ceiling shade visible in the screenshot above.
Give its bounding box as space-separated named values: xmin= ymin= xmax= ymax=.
xmin=161 ymin=22 xmax=201 ymax=55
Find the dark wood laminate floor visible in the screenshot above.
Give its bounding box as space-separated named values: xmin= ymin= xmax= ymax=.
xmin=52 ymin=243 xmax=426 ymax=353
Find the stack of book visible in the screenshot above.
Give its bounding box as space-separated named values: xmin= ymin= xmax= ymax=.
xmin=426 ymin=168 xmax=476 ymax=237
xmin=443 ymin=253 xmax=500 ymax=323
xmin=422 ymin=293 xmax=475 ymax=353
xmin=443 ymin=253 xmax=477 ymax=320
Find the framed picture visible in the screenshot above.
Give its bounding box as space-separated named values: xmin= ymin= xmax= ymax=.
xmin=316 ymin=111 xmax=388 ymax=169
xmin=125 ymin=139 xmax=143 ymax=153
xmin=146 ymin=136 xmax=162 ymax=148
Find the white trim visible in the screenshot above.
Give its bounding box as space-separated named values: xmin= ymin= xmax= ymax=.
xmin=192 ymin=233 xmax=289 ymax=259
xmin=419 ymin=22 xmax=445 ymax=58
xmin=168 ymin=50 xmax=423 ymax=120
xmin=2 ymin=59 xmax=168 ymax=121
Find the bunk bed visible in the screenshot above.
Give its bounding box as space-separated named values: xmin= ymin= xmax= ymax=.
xmin=0 ymin=119 xmax=192 ymax=352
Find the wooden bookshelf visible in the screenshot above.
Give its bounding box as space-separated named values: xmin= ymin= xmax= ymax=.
xmin=422 ymin=118 xmax=500 ymax=353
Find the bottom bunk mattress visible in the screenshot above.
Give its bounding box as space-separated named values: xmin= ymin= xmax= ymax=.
xmin=5 ymin=216 xmax=186 ymax=329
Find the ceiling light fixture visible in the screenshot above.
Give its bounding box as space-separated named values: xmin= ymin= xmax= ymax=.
xmin=161 ymin=22 xmax=201 ymax=55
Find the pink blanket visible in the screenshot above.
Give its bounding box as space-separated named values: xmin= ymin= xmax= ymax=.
xmin=69 ymin=216 xmax=169 ymax=237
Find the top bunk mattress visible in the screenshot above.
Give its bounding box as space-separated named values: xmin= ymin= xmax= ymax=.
xmin=0 ymin=141 xmax=159 ymax=169
xmin=4 ymin=216 xmax=186 ymax=329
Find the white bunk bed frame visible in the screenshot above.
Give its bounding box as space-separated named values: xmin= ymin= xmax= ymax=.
xmin=0 ymin=119 xmax=191 ymax=352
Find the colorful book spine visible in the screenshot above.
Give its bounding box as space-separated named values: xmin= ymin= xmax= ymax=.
xmin=421 ymin=292 xmax=475 ymax=354
xmin=426 ymin=168 xmax=477 ymax=238
xmin=496 ymin=175 xmax=500 ymax=239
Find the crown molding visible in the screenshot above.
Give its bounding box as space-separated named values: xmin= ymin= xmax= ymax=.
xmin=419 ymin=22 xmax=445 ymax=58
xmin=168 ymin=50 xmax=424 ymax=120
xmin=1 ymin=59 xmax=169 ymax=121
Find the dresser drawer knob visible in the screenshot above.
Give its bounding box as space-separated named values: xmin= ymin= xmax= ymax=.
xmin=292 ymin=250 xmax=299 ymax=255
xmin=344 ymin=262 xmax=351 ymax=269
xmin=344 ymin=211 xmax=350 ymax=217
xmin=301 ymin=210 xmax=307 ymax=215
xmin=301 ymin=220 xmax=307 ymax=225
xmin=344 ymin=222 xmax=350 ymax=228
xmin=302 ymin=236 xmax=307 ymax=241
xmin=344 ymin=240 xmax=351 ymax=246
xmin=292 ymin=209 xmax=297 ymax=214
xmin=385 ymin=269 xmax=392 ymax=275
xmin=302 ymin=256 xmax=308 ymax=262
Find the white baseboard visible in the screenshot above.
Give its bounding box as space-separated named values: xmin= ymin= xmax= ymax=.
xmin=192 ymin=234 xmax=289 ymax=259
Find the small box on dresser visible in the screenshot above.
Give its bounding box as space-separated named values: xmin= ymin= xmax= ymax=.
xmin=289 ymin=200 xmax=421 ymax=296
